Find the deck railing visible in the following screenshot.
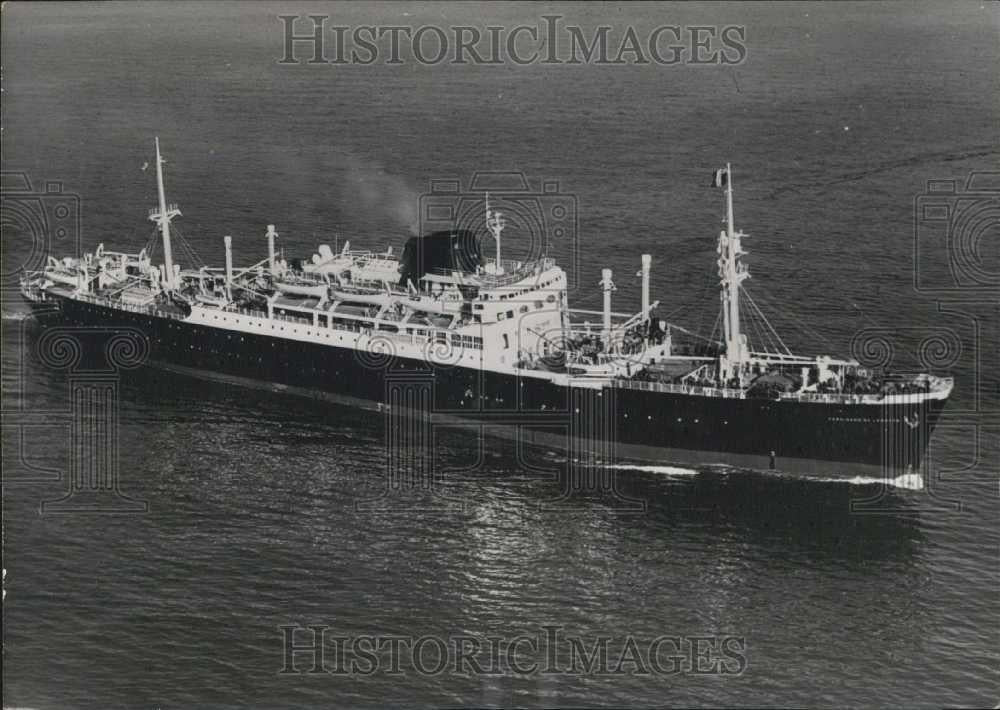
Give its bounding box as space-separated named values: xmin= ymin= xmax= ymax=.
xmin=427 ymin=257 xmax=556 ymax=289
xmin=218 ymin=304 xmax=483 ymax=352
xmin=614 ymin=379 xmax=746 ymax=400
xmin=614 ymin=377 xmax=939 ymax=404
xmin=74 ymin=292 xmax=186 ymax=321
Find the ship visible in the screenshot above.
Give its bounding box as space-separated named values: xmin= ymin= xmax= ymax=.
xmin=19 ymin=139 xmax=954 ymax=478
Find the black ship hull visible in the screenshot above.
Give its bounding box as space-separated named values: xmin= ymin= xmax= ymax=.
xmin=27 ymin=294 xmax=948 ymax=479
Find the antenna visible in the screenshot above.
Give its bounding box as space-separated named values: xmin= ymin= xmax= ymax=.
xmin=148 ymin=137 xmax=182 ymax=289
xmin=486 ymin=191 xmax=506 ymax=275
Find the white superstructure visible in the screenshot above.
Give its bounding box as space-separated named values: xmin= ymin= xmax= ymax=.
xmin=21 ymin=142 xmax=953 ymax=406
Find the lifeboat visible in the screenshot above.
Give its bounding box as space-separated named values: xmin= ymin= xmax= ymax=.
xmin=194 ymin=292 xmax=229 ymax=307
xmin=44 ymin=269 xmax=81 ymax=288
xmin=275 ymin=276 xmax=328 ymax=298
xmin=43 ymin=256 xmax=83 ymax=287
xmin=329 ymin=288 xmax=390 ymax=306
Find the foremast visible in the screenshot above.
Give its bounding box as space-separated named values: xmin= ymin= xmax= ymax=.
xmin=148 ymin=137 xmax=182 ymax=290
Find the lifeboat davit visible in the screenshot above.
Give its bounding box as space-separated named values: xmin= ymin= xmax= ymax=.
xmin=194 ymin=292 xmax=229 ymax=307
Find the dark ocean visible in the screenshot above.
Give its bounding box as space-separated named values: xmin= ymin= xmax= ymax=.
xmin=2 ymin=2 xmax=998 ymax=708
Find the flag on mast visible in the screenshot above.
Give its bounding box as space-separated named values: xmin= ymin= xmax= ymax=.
xmin=711 ymin=167 xmax=729 ymax=188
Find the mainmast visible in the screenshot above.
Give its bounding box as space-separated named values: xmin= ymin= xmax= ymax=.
xmin=716 ymin=163 xmax=750 ymax=382
xmin=148 ymin=137 xmax=181 ymax=289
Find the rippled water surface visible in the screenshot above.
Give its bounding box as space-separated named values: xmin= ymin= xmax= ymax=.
xmin=2 ymin=2 xmax=998 ymax=708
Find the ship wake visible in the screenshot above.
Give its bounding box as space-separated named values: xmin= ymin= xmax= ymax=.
xmin=608 ymin=463 xmax=701 ymax=477
xmin=801 ymin=471 xmax=925 ymax=491
xmin=608 ymin=461 xmax=924 ymax=490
